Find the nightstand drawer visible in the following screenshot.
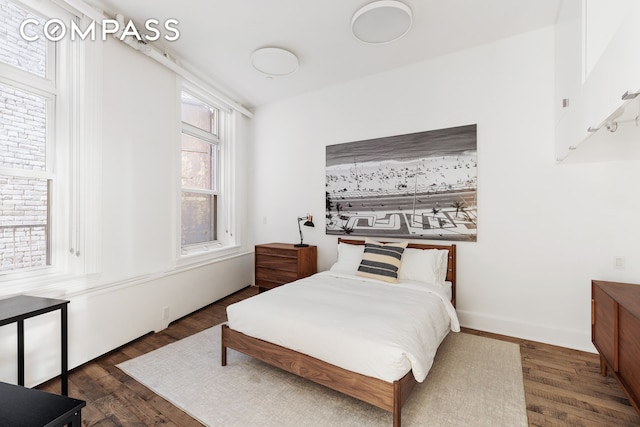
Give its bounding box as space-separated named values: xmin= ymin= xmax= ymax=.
xmin=256 ymin=267 xmax=298 ymax=283
xmin=255 ymin=245 xmax=298 ymax=258
xmin=255 ymin=254 xmax=298 ymax=272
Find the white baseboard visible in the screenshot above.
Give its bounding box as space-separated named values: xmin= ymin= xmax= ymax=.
xmin=457 ymin=309 xmax=597 ymax=353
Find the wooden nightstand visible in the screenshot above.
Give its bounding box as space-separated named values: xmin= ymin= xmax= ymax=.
xmin=255 ymin=243 xmax=317 ymax=292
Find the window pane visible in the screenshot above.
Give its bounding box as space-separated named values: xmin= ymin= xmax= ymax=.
xmin=181 ymin=92 xmax=218 ymax=135
xmin=0 ymin=0 xmax=47 ymax=77
xmin=0 ymin=176 xmax=49 ymax=271
xmin=180 ymin=90 xmax=223 ymax=250
xmin=181 ymin=133 xmax=215 ymax=190
xmin=181 ymin=192 xmax=216 ymax=245
xmin=0 ymin=83 xmax=47 ymax=171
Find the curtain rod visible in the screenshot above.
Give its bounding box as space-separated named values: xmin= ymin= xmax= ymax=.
xmin=53 ymin=0 xmax=253 ymax=118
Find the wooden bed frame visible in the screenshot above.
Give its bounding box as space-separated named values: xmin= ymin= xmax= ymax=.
xmin=221 ymin=239 xmax=457 ymax=427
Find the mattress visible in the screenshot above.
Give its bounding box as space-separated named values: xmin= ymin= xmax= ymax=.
xmin=226 ymin=271 xmax=460 ymax=383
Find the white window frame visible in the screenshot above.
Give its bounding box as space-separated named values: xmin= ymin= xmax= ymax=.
xmin=0 ymin=0 xmax=98 ymax=294
xmin=178 ymin=81 xmax=238 ymax=262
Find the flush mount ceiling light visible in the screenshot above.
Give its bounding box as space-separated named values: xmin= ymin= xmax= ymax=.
xmin=351 ymin=0 xmax=413 ymax=44
xmin=251 ymin=47 xmax=299 ymax=77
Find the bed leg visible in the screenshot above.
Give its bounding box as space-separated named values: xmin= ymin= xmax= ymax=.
xmin=393 ymin=380 xmax=401 ymax=427
xmin=221 ymin=324 xmax=227 ymax=366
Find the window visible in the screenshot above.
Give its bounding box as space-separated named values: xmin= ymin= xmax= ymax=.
xmin=0 ymin=0 xmax=87 ymax=284
xmin=0 ymin=0 xmax=54 ymax=273
xmin=180 ymin=90 xmax=229 ymax=251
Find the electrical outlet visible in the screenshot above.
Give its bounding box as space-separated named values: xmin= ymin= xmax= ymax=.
xmin=162 ymin=306 xmax=170 ymax=321
xmin=613 ymin=256 xmax=626 ymax=269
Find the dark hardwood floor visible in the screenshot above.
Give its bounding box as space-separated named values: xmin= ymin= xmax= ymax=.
xmin=37 ymin=286 xmax=640 ymax=426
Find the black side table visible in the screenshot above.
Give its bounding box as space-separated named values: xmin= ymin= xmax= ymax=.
xmin=0 ymin=381 xmax=85 ymax=427
xmin=0 ymin=295 xmax=70 ymax=395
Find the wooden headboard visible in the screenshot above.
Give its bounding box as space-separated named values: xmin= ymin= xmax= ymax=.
xmin=338 ymin=238 xmax=457 ymax=307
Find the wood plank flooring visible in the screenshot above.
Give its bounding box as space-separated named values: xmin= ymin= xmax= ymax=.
xmin=37 ymin=286 xmax=640 ymax=426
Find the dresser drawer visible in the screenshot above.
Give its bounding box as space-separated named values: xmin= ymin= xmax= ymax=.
xmin=619 ymin=306 xmax=640 ymax=405
xmin=592 ymin=284 xmax=617 ymax=370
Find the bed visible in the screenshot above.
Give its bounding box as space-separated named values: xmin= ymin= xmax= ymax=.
xmin=221 ymin=238 xmax=458 ymax=427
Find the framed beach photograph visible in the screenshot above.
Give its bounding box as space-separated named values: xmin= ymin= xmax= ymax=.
xmin=325 ymin=124 xmax=477 ymax=241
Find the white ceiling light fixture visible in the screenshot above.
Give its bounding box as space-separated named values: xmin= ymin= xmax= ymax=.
xmin=251 ymin=47 xmax=299 ymax=77
xmin=351 ymin=0 xmax=413 ymax=44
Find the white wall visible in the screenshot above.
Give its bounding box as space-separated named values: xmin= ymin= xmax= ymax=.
xmin=250 ymin=26 xmax=640 ymax=352
xmin=0 ymin=36 xmax=253 ymax=386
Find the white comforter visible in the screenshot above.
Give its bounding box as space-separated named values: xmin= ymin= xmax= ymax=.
xmin=226 ymin=271 xmax=460 ymax=383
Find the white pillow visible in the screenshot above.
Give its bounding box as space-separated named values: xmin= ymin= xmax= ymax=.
xmin=398 ymin=248 xmax=449 ymax=286
xmin=435 ymin=249 xmax=449 ymax=284
xmin=329 ymin=242 xmax=365 ymax=275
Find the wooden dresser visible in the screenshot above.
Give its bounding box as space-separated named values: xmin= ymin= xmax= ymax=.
xmin=591 ymin=280 xmax=640 ymax=414
xmin=255 ymin=243 xmax=317 ymax=292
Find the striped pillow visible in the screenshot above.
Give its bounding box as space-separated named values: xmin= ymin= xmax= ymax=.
xmin=356 ymin=240 xmax=408 ymax=283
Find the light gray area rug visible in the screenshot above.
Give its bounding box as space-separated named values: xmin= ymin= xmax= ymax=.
xmin=117 ymin=325 xmax=528 ymax=426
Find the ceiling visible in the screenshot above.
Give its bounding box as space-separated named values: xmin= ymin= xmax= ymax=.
xmin=84 ymin=0 xmax=563 ymax=110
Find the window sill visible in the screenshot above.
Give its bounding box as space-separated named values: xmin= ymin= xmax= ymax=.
xmin=0 ymin=270 xmax=101 ymax=300
xmin=0 ymin=244 xmax=253 ymax=301
xmin=177 ymin=243 xmax=247 ymax=268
